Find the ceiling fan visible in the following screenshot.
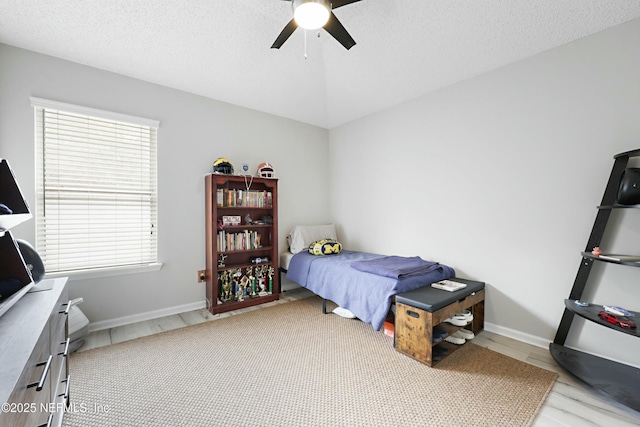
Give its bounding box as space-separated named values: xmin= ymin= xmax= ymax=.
xmin=271 ymin=0 xmax=361 ymax=50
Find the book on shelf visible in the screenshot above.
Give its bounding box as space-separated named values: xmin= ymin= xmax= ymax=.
xmin=217 ymin=229 xmax=261 ymax=252
xmin=216 ymin=188 xmax=273 ymax=208
xmin=431 ymin=280 xmax=467 ymax=292
xmin=597 ymin=254 xmax=640 ymax=262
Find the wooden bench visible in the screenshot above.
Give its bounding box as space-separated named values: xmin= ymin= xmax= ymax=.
xmin=394 ymin=278 xmax=485 ymax=366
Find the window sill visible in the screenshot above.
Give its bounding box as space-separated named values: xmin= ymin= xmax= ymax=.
xmin=44 ymin=262 xmax=163 ymax=281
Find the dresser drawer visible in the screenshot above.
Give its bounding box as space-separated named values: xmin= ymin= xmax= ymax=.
xmin=2 ymin=329 xmax=52 ymax=427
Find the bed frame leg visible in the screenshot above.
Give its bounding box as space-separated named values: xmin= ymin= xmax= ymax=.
xmin=322 ymin=299 xmax=327 ymax=314
xmin=278 ymin=267 xmax=286 ymax=294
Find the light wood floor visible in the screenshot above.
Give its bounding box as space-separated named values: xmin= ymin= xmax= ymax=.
xmin=77 ymin=287 xmax=640 ymax=427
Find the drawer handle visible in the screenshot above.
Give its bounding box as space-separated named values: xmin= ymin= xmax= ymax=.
xmin=407 ymin=310 xmax=420 ymax=318
xmin=59 ymin=303 xmax=71 ymax=315
xmin=59 ymin=374 xmax=71 ymax=408
xmin=59 ymin=338 xmax=70 ymax=357
xmin=59 ymin=298 xmax=83 ymax=315
xmin=28 ymin=354 xmax=53 ymax=391
xmin=37 ymin=413 xmax=53 ymax=427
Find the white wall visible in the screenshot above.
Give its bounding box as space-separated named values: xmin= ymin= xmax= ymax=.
xmin=329 ymin=18 xmax=640 ymax=367
xmin=0 ymin=43 xmax=330 ymax=325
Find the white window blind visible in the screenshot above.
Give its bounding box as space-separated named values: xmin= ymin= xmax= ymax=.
xmin=31 ymin=97 xmax=159 ymax=274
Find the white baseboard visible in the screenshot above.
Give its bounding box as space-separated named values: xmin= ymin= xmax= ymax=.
xmin=484 ymin=321 xmax=551 ymax=349
xmin=89 ymin=300 xmax=207 ymax=333
xmin=485 ymin=322 xmax=640 ymax=369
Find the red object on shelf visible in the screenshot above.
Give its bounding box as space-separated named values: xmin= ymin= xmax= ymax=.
xmin=598 ymin=311 xmax=636 ymax=329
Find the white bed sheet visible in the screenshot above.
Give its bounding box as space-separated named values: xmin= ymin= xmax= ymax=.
xmin=280 ymin=252 xmax=295 ymax=271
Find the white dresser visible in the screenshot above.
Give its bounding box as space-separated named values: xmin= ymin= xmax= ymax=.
xmin=0 ymin=277 xmax=70 ymax=427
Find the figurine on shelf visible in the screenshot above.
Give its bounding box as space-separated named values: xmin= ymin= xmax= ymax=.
xmin=218 ymin=253 xmax=228 ymax=267
xmin=245 ymin=214 xmax=252 ymax=224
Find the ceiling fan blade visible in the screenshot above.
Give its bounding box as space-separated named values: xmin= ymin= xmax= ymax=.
xmin=271 ymin=19 xmax=298 ymax=49
xmin=331 ymin=0 xmax=361 ymax=9
xmin=323 ymin=12 xmax=356 ymax=50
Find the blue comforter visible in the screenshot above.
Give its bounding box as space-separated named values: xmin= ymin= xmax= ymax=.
xmin=286 ymin=250 xmax=455 ymax=331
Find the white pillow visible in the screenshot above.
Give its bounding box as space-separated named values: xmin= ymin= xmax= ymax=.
xmin=287 ymin=224 xmax=337 ymax=254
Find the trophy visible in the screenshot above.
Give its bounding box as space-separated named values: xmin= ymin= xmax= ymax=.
xmin=220 ymin=271 xmax=232 ymax=302
xmin=232 ymin=268 xmax=243 ymax=301
xmin=267 ymin=266 xmax=275 ymax=294
xmin=240 ymin=275 xmax=250 ymax=297
xmin=256 ymin=265 xmax=268 ymax=296
xmin=246 ymin=267 xmax=256 ymax=296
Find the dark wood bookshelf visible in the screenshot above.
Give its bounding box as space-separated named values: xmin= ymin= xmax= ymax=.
xmin=205 ymin=174 xmax=279 ymax=314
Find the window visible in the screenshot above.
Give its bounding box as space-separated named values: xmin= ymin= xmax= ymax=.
xmin=31 ymin=97 xmax=159 ymax=275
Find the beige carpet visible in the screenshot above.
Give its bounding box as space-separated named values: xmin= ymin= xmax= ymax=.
xmin=63 ymin=297 xmax=557 ymax=427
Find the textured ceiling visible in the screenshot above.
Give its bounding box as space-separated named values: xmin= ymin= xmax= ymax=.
xmin=1 ymin=1 xmax=640 ymax=129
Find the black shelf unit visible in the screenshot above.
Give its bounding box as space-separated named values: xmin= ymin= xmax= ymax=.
xmin=550 ymin=148 xmax=640 ymax=412
xmin=0 ymin=159 xmax=35 ymax=318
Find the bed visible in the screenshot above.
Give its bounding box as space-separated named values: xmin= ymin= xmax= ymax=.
xmin=281 ymin=225 xmax=455 ymax=331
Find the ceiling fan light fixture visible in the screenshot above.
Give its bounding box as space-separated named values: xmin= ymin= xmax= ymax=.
xmin=293 ymin=0 xmax=331 ymax=30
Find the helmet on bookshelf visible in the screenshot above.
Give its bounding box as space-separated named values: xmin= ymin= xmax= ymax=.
xmin=212 ymin=158 xmax=234 ymax=175
xmin=257 ymin=162 xmax=275 ymax=178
